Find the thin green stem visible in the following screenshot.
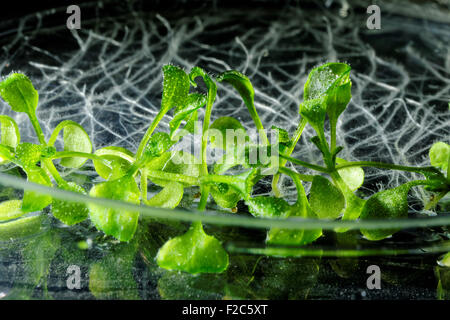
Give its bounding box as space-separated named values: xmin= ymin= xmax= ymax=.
xmin=318 ymin=129 xmax=333 ymax=169
xmin=135 ymin=109 xmax=167 ymax=161
xmin=140 ymin=172 xmax=148 ymax=203
xmin=144 ymin=169 xmax=199 ymax=186
xmin=286 ymin=118 xmax=308 ymax=161
xmin=197 ymin=84 xmax=217 ymax=211
xmin=52 ymin=151 xmax=109 ymax=164
xmin=278 ymin=166 xmax=314 ymax=182
xmin=28 ymin=114 xmax=47 ymax=145
xmin=197 ymin=186 xmax=210 ymax=211
xmin=42 ymin=158 xmax=64 ymax=185
xmin=272 ymin=118 xmax=307 ymax=196
xmin=335 ymin=161 xmax=440 ymax=175
xmin=330 ymin=118 xmax=337 ymax=153
xmin=447 ymin=155 xmax=450 ymax=180
xmin=200 ymin=174 xmax=243 ymax=187
xmin=329 ymin=170 xmax=353 ymax=195
xmin=279 ymin=154 xmax=329 ymax=173
xmin=26 ymin=114 xmax=67 ymax=185
xmin=278 ymin=167 xmax=309 ymax=209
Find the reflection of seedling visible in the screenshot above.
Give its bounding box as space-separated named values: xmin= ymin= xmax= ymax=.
xmin=0 ymin=62 xmax=448 ymax=275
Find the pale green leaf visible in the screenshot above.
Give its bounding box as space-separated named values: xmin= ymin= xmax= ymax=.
xmin=309 ymin=175 xmax=345 ymax=219
xmin=156 ymin=221 xmax=229 ymax=274
xmin=0 ymin=73 xmax=38 ymax=115
xmin=336 ymin=157 xmax=364 ymax=191
xmin=88 ymin=175 xmax=141 ymax=242
xmin=93 ymin=146 xmax=135 ymax=180
xmin=48 ymin=120 xmax=92 ymax=168
xmin=0 ymin=200 xmax=25 ymax=221
xmin=0 ymin=115 xmax=20 ymax=164
xmin=52 ymin=181 xmax=89 ymax=225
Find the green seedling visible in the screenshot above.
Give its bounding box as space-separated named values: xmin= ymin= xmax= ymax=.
xmin=0 ymin=63 xmax=448 ymax=277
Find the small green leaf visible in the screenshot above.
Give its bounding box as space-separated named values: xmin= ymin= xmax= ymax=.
xmin=204 ymin=169 xmax=258 ymax=201
xmin=52 ymin=181 xmax=89 ymax=225
xmin=271 ymin=126 xmax=290 ymax=144
xmin=161 ymin=64 xmax=190 ymax=113
xmin=22 ymin=166 xmax=53 ymax=213
xmin=0 ymin=200 xmax=25 ymax=221
xmin=93 ymin=146 xmax=135 ymax=180
xmin=48 ymin=120 xmax=92 ymax=168
xmin=340 ymin=192 xmax=366 ymax=222
xmin=336 ymin=157 xmax=365 ymax=191
xmin=438 ymin=252 xmax=450 ymax=267
xmin=309 ymin=175 xmax=345 ymax=219
xmin=210 ymin=183 xmax=241 ymax=209
xmin=156 ymin=221 xmax=229 ymax=274
xmin=169 ymin=93 xmax=207 ymax=140
xmin=217 ymin=70 xmax=266 ymax=140
xmin=360 ymin=182 xmax=415 ymax=240
xmin=0 ymin=144 xmax=15 ymax=163
xmin=326 ymin=81 xmax=352 ymax=124
xmin=265 ymin=171 xmax=322 ymax=246
xmin=145 ymin=151 xmax=200 ymax=187
xmin=146 ymin=181 xmax=184 ymax=209
xmin=143 ymin=132 xmax=173 ymax=160
xmin=0 ymin=115 xmax=20 ymax=164
xmin=15 ymin=142 xmax=42 ymax=168
xmin=267 ymin=185 xmax=322 ymax=246
xmin=0 ymin=215 xmax=45 ymax=241
xmin=304 ymin=62 xmax=351 ymax=119
xmin=429 ymin=141 xmax=449 ymax=173
xmin=301 ymin=62 xmax=352 ymax=136
xmin=246 ymin=196 xmax=292 ymax=218
xmin=299 ymin=96 xmax=327 ymax=134
xmin=209 ymin=116 xmax=248 ymax=149
xmin=88 ymin=175 xmax=140 ymax=241
xmin=0 ymin=73 xmax=38 ymax=115
xmin=189 ymin=67 xmax=218 ymax=146
xmin=331 ymin=172 xmax=366 ymax=231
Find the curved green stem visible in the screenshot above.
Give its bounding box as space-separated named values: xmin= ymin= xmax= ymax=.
xmin=26 ymin=115 xmax=67 ymax=185
xmin=272 ymin=118 xmax=307 ymax=197
xmin=278 ymin=166 xmax=314 ymax=182
xmin=42 ymin=159 xmax=64 ymax=185
xmin=197 ymin=82 xmax=217 ymax=211
xmin=330 ymin=118 xmax=337 ymax=153
xmin=144 ymin=169 xmax=199 ymax=186
xmin=197 ymin=185 xmax=210 ymax=211
xmin=279 ymin=154 xmax=329 ymax=173
xmin=28 ymin=114 xmax=46 ymax=145
xmin=140 ymin=172 xmax=148 ymax=203
xmin=51 ymin=151 xmax=109 ymax=164
xmin=335 ymin=161 xmax=440 ymax=175
xmin=135 ymin=109 xmax=167 ymax=161
xmin=317 ymin=129 xmax=333 ymax=169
